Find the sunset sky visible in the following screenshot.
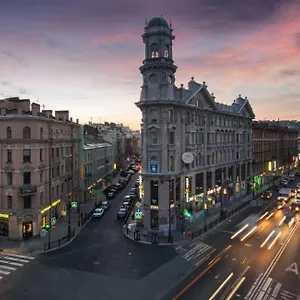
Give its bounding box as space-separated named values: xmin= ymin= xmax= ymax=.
xmin=1 ymin=0 xmax=300 ymax=129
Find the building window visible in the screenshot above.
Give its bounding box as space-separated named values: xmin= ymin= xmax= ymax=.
xmin=52 ymin=148 xmax=54 ymax=158
xmin=56 ymin=148 xmax=59 ymax=157
xmin=7 ymin=172 xmax=13 ymax=185
xmin=169 ymin=131 xmax=175 ymax=144
xmin=40 ymin=127 xmax=43 ymax=139
xmin=23 ymin=196 xmax=31 ymax=209
xmin=56 ymin=186 xmax=59 ymax=197
xmin=56 ymin=166 xmax=60 ymax=177
xmin=169 ymin=110 xmax=174 ymax=123
xmin=164 ymin=45 xmax=169 ymax=58
xmin=23 ymin=172 xmax=31 ymax=184
xmin=7 ymin=196 xmax=12 ymax=209
xmin=6 ymin=127 xmax=12 ymax=139
xmin=7 ymin=149 xmax=12 ymax=163
xmin=23 ymin=126 xmax=31 ymax=139
xmin=169 ymin=156 xmax=175 ymax=172
xmin=40 ymin=192 xmax=44 ymax=205
xmin=23 ymin=149 xmax=31 ymax=162
xmin=40 ymin=149 xmax=43 ymax=161
xmin=40 ymin=171 xmax=43 ymax=183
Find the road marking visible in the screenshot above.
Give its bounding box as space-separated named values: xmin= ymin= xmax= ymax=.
xmin=280 ymin=289 xmax=296 ymax=300
xmin=0 ymin=270 xmax=10 ymax=275
xmin=2 ymin=256 xmax=29 ymax=263
xmin=286 ymin=262 xmax=299 ymax=276
xmin=2 ymin=253 xmax=35 ymax=260
xmin=0 ymin=260 xmax=23 ymax=267
xmin=0 ymin=265 xmax=17 ymax=271
xmin=271 ymin=283 xmax=282 ymax=298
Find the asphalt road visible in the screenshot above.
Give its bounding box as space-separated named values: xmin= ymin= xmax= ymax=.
xmin=0 ymin=173 xmax=178 ymax=300
xmin=166 ymin=182 xmax=300 ymax=300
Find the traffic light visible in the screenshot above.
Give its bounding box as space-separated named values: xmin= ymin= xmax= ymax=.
xmin=44 ymin=224 xmax=50 ymax=232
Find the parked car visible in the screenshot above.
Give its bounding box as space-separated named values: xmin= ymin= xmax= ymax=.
xmin=122 ymin=201 xmax=131 ymax=209
xmin=260 ymin=190 xmax=273 ymax=199
xmin=92 ymin=208 xmax=105 ymax=218
xmin=281 ymin=179 xmax=289 ymax=186
xmin=100 ymin=201 xmax=110 ymax=210
xmin=124 ymin=195 xmax=133 ymax=202
xmin=117 ymin=208 xmax=128 ymax=219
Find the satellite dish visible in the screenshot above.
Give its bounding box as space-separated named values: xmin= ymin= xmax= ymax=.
xmin=182 ymin=152 xmax=194 ymax=164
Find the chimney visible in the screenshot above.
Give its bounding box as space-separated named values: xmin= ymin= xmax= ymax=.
xmin=31 ymin=103 xmax=40 ymax=116
xmin=42 ymin=110 xmax=52 ymax=118
xmin=76 ymin=119 xmax=79 ymax=124
xmin=1 ymin=108 xmax=6 ymax=115
xmin=70 ymin=117 xmax=73 ymax=122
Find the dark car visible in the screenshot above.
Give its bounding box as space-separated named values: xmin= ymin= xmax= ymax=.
xmin=117 ymin=208 xmax=128 ymax=219
xmin=260 ymin=190 xmax=273 ymax=199
xmin=110 ymin=183 xmax=122 ymax=191
xmin=106 ymin=190 xmax=116 ymax=199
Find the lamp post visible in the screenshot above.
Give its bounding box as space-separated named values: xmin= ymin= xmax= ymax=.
xmin=167 ymin=176 xmax=173 ymax=244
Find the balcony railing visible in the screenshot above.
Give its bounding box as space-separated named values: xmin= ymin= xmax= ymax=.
xmin=19 ymin=184 xmax=37 ymax=196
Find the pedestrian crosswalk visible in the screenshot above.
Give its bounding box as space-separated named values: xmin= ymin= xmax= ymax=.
xmin=176 ymin=241 xmax=214 ymax=262
xmin=0 ymin=252 xmax=35 ymax=281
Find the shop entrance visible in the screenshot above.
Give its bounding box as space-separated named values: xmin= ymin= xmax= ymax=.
xmin=22 ymin=221 xmax=33 ymax=238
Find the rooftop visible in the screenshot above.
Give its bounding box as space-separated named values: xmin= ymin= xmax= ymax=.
xmin=84 ymin=142 xmax=113 ymax=151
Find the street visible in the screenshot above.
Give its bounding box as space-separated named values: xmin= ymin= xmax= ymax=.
xmin=0 ymin=174 xmax=178 ymax=300
xmin=164 ymin=185 xmax=300 ymax=300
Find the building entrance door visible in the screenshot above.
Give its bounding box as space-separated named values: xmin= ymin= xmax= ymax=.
xmin=22 ymin=221 xmax=33 ymax=238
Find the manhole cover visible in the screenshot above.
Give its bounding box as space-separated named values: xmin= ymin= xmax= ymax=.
xmin=93 ymin=261 xmax=100 ymax=265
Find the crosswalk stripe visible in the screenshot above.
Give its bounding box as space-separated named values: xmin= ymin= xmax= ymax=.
xmin=0 ymin=270 xmax=10 ymax=275
xmin=0 ymin=260 xmax=23 ymax=267
xmin=0 ymin=276 xmax=2 ymax=280
xmin=186 ymin=245 xmax=212 ymax=261
xmin=0 ymin=265 xmax=17 ymax=271
xmin=1 ymin=256 xmax=29 ymax=263
xmin=183 ymin=243 xmax=212 ymax=260
xmin=2 ymin=253 xmax=35 ymax=260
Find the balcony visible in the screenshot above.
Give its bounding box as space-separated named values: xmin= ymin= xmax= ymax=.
xmin=19 ymin=184 xmax=37 ymax=196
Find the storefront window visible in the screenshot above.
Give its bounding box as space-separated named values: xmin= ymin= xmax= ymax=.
xmin=0 ymin=217 xmax=9 ymax=236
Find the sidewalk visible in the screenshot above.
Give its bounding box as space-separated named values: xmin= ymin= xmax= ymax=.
xmin=0 ymin=175 xmax=121 ymax=255
xmin=124 ymin=178 xmax=278 ymax=246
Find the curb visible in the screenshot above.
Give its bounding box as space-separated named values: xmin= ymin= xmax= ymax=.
xmin=42 ymin=216 xmax=93 ymax=254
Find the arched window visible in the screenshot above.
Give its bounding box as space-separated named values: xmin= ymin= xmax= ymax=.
xmin=40 ymin=127 xmax=43 ymax=139
xmin=169 ymin=156 xmax=175 ymax=172
xmin=6 ymin=127 xmax=12 ymax=139
xmin=164 ymin=45 xmax=169 ymax=58
xmin=23 ymin=126 xmax=31 ymax=139
xmin=150 ymin=43 xmax=159 ymax=58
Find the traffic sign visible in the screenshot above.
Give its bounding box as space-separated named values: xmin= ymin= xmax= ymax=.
xmin=135 ymin=212 xmax=142 ymax=220
xmin=136 ymin=207 xmax=141 ymax=213
xmin=136 ymin=202 xmax=141 ymax=208
xmin=51 ymin=217 xmax=56 ymax=225
xmin=71 ymin=201 xmax=78 ymax=208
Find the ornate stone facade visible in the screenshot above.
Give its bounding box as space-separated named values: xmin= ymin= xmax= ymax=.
xmin=136 ymin=17 xmax=255 ymax=233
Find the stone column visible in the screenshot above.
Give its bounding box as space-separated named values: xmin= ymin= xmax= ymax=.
xmin=143 ymin=177 xmax=151 ymax=232
xmin=233 ymin=164 xmax=237 ymax=202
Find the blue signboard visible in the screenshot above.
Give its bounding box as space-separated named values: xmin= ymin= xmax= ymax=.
xmin=150 ymin=160 xmax=158 ymax=173
xmin=136 ymin=207 xmax=141 ymax=213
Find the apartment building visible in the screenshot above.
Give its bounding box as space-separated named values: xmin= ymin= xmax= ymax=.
xmin=252 ymin=121 xmax=298 ymax=187
xmin=0 ymin=97 xmax=80 ymax=240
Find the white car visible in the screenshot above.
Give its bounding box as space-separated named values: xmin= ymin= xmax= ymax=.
xmin=92 ymin=208 xmax=104 ymax=218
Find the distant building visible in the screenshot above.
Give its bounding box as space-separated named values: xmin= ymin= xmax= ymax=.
xmin=82 ymin=142 xmax=115 ymax=201
xmin=252 ymin=121 xmax=298 ymax=188
xmin=0 ymin=97 xmax=81 ymax=240
xmin=136 ymin=17 xmax=255 ymax=234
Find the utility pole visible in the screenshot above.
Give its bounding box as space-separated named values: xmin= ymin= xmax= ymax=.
xmin=48 ymin=125 xmax=53 ymax=249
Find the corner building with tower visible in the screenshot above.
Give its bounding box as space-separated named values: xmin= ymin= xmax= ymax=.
xmin=136 ymin=16 xmax=255 ymax=234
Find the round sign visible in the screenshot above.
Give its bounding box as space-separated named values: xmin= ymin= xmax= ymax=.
xmin=182 ymin=152 xmax=194 ymax=164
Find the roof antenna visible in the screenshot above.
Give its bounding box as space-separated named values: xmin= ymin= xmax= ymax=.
xmin=169 ymin=20 xmax=172 ymax=28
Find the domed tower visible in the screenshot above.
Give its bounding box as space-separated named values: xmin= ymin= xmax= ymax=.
xmin=139 ymin=16 xmax=177 ymax=102
xmin=136 ymin=16 xmax=178 ymax=236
